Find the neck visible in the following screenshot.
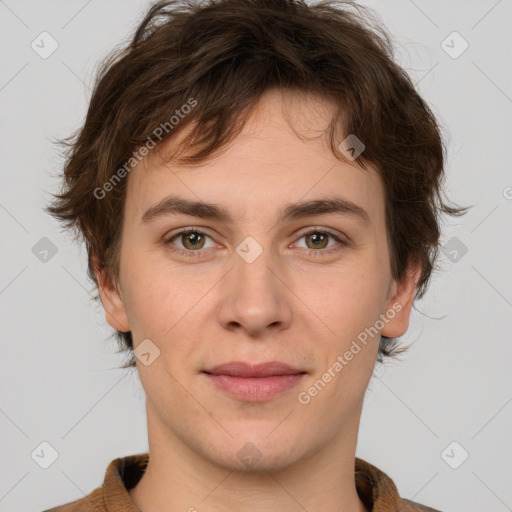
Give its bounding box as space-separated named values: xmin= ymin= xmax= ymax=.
xmin=129 ymin=402 xmax=369 ymax=512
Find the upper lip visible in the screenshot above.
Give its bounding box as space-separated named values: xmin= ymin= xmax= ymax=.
xmin=203 ymin=361 xmax=306 ymax=378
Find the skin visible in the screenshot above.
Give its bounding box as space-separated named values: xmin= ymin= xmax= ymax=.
xmin=96 ymin=87 xmax=421 ymax=512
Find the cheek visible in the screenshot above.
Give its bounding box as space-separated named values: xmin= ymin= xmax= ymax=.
xmin=305 ymin=279 xmax=380 ymax=405
xmin=119 ymin=252 xmax=172 ymax=337
xmin=303 ymin=264 xmax=388 ymax=337
xmin=120 ymin=253 xmax=211 ymax=343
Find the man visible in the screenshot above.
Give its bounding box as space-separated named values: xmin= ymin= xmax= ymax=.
xmin=44 ymin=0 xmax=467 ymax=510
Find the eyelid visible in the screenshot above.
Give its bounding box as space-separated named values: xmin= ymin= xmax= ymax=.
xmin=163 ymin=226 xmax=220 ymax=246
xmin=163 ymin=225 xmax=348 ymax=256
xmin=164 ymin=225 xmax=346 ymax=243
xmin=293 ymin=226 xmax=348 ymax=243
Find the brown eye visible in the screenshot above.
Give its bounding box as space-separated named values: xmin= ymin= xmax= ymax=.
xmin=304 ymin=232 xmax=330 ymax=250
xmin=180 ymin=231 xmax=206 ymax=250
xmin=293 ymin=228 xmax=347 ymax=257
xmin=164 ymin=229 xmax=217 ymax=257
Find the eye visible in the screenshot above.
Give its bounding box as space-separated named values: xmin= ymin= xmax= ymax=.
xmin=163 ymin=228 xmax=218 ymax=259
xmin=293 ymin=228 xmax=347 ymax=257
xmin=163 ymin=227 xmax=347 ymax=259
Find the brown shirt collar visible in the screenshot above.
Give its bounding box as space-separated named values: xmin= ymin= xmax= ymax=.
xmin=44 ymin=453 xmax=441 ymax=512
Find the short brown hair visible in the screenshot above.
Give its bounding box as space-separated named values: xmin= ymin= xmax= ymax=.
xmin=46 ymin=0 xmax=470 ymax=369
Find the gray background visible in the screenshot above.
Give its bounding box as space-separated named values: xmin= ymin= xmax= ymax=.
xmin=1 ymin=0 xmax=511 ymax=511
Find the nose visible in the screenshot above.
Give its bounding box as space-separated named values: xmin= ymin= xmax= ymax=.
xmin=216 ymin=241 xmax=293 ymax=337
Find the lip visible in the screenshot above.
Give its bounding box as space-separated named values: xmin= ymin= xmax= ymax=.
xmin=202 ymin=361 xmax=307 ymax=402
xmin=204 ymin=361 xmax=305 ymax=378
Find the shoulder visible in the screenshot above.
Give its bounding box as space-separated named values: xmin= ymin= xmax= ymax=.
xmin=41 ymin=453 xmax=147 ymax=512
xmin=354 ymin=457 xmax=443 ymax=512
xmin=41 ymin=479 xmax=104 ymax=511
xmin=400 ymin=497 xmax=443 ymax=511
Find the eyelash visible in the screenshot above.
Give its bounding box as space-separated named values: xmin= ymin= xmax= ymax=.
xmin=163 ymin=227 xmax=347 ymax=260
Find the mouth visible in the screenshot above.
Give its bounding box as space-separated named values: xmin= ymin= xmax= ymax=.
xmin=202 ymin=361 xmax=307 ymax=402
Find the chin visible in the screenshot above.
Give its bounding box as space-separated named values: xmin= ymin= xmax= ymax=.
xmin=201 ymin=430 xmax=307 ymax=474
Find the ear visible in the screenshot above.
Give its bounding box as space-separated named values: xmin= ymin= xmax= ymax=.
xmin=381 ymin=259 xmax=422 ymax=338
xmin=93 ymin=257 xmax=130 ymax=332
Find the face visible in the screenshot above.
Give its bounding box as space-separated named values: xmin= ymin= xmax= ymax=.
xmin=97 ymin=88 xmax=419 ymax=473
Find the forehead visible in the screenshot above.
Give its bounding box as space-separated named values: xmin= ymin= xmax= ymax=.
xmin=124 ymin=88 xmax=385 ymax=228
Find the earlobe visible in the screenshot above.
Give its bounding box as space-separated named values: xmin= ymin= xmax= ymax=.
xmin=93 ymin=258 xmax=131 ymax=333
xmin=381 ymin=260 xmax=422 ymax=339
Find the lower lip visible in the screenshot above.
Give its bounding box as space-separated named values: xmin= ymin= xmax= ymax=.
xmin=204 ymin=373 xmax=306 ymax=402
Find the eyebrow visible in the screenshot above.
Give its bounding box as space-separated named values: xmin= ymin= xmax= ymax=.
xmin=141 ymin=195 xmax=371 ymax=226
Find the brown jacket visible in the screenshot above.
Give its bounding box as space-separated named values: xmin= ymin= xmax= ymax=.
xmin=43 ymin=453 xmax=441 ymax=511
